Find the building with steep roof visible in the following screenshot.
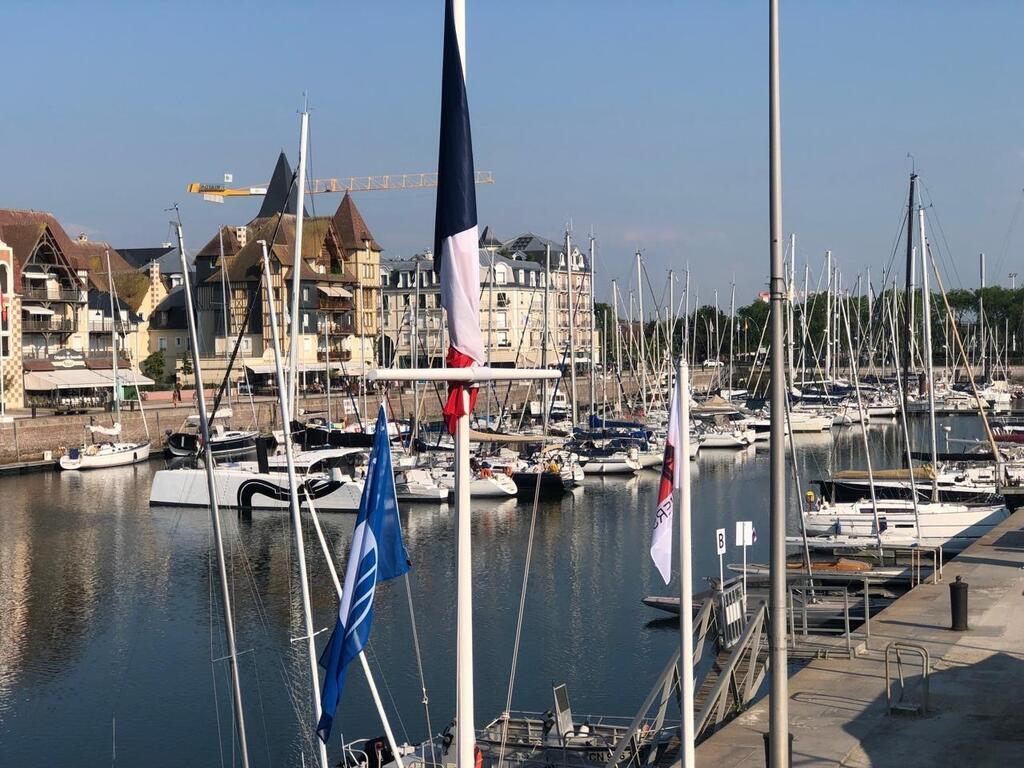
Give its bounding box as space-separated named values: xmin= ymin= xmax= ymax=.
xmin=332 ymin=192 xmax=382 ymax=367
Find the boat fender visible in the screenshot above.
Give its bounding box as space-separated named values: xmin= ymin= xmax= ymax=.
xmin=475 ymin=745 xmax=483 ymax=768
xmin=481 ymin=467 xmax=493 ymax=478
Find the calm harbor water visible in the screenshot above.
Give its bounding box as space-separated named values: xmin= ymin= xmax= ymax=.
xmin=0 ymin=415 xmax=987 ymax=766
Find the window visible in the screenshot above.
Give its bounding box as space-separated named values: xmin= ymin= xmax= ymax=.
xmin=494 ymin=265 xmax=508 ymax=285
xmin=497 ymin=292 xmax=510 ymax=308
xmin=530 ymin=271 xmax=536 ymax=287
xmin=175 ymin=337 xmax=182 ymax=347
xmin=158 ymin=337 xmax=167 ymax=351
xmin=518 ymin=269 xmax=525 ymax=284
xmin=496 ymin=312 xmax=507 ymax=328
xmin=302 ymin=287 xmax=309 ymax=302
xmin=241 ymin=337 xmax=252 ymax=354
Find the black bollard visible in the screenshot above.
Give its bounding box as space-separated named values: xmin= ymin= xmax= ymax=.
xmin=950 ymin=574 xmax=968 ymax=631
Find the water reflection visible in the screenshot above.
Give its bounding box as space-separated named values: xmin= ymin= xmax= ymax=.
xmin=0 ymin=413 xmax=994 ymax=765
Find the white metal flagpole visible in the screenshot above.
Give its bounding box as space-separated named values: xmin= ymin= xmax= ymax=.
xmin=676 ymin=358 xmax=695 ymax=767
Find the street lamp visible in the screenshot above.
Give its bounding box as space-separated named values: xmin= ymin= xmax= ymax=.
xmin=1010 ymin=272 xmax=1018 ymax=290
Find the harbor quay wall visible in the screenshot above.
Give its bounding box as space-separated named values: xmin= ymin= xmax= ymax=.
xmin=0 ymin=371 xmax=696 ymax=466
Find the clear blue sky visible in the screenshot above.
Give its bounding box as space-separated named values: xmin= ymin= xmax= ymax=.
xmin=2 ymin=1 xmax=1022 ymax=305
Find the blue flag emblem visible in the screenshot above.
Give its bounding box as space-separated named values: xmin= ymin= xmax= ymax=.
xmin=317 ymin=406 xmax=410 ymax=743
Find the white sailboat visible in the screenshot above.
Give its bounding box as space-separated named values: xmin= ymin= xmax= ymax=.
xmin=59 ymin=251 xmax=150 ymax=470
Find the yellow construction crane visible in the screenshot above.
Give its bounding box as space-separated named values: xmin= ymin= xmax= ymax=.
xmin=187 ymin=171 xmax=494 ymax=203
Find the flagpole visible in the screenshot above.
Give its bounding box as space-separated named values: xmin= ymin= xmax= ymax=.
xmin=676 ymin=358 xmax=695 ymax=766
xmin=455 ymin=387 xmax=475 ymax=768
xmin=450 ymin=4 xmax=475 ymax=766
xmin=261 ymin=241 xmax=329 ymax=768
xmin=768 ymin=0 xmax=791 ymax=764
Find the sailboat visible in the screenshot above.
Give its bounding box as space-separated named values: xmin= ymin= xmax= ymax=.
xmin=59 ymin=252 xmax=151 ymax=470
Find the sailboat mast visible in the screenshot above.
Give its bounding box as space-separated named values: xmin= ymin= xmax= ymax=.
xmin=219 ymin=229 xmax=232 ymax=409
xmin=636 ymin=250 xmax=646 ymax=411
xmin=902 ymin=173 xmax=917 ymax=399
xmin=289 ymin=107 xmax=310 ymax=414
xmin=543 ymin=245 xmax=551 ymax=414
xmin=566 ymin=229 xmax=578 ymax=424
xmin=589 ymin=234 xmax=597 ymax=418
xmin=767 ymin=0 xmax=790 ymax=762
xmin=728 ymin=281 xmax=736 ymax=397
xmin=175 ymin=221 xmax=251 ymax=768
xmin=105 ymin=250 xmax=119 ymax=415
xmin=612 ymin=278 xmax=622 ymax=413
xmin=980 ymin=252 xmax=988 ymax=381
xmin=261 ymin=241 xmax=328 ymax=768
xmin=825 ymin=250 xmax=832 ymax=384
xmin=919 ymin=210 xmax=939 ymax=498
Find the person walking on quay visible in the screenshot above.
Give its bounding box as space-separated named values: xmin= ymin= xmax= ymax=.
xmin=172 ymin=381 xmax=182 ymax=408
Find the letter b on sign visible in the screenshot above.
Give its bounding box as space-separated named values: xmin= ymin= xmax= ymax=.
xmin=716 ymin=528 xmax=727 ymax=556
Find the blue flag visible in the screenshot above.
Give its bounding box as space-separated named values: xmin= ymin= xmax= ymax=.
xmin=317 ymin=406 xmax=410 ymax=743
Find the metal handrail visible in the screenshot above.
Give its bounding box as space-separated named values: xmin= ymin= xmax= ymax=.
xmin=885 ymin=642 xmax=930 ymax=715
xmin=694 ymin=601 xmax=769 ymax=738
xmin=608 ymin=598 xmax=717 ymax=768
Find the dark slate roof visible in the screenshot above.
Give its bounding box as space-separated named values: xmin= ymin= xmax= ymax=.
xmin=117 ymin=246 xmax=176 ymax=270
xmin=333 ymin=192 xmax=381 ymax=251
xmin=255 ymin=152 xmax=307 ymax=220
xmin=87 ymin=288 xmax=143 ymax=323
xmin=479 ymin=225 xmax=501 ymax=249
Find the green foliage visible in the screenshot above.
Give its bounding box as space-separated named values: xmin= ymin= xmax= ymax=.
xmin=141 ymin=349 xmax=166 ymax=384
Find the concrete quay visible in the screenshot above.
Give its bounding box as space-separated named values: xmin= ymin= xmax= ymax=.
xmin=696 ymin=510 xmax=1024 ymax=767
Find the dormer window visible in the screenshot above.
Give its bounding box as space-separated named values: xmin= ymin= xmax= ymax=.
xmin=494 ymin=265 xmax=508 ymax=285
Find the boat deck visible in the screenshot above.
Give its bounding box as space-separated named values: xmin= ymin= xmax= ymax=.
xmin=695 ymin=508 xmax=1024 ymax=767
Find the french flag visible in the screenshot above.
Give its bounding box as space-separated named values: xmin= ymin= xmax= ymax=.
xmin=435 ymin=0 xmax=485 ymax=433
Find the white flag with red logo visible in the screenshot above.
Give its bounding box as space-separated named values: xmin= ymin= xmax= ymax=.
xmin=650 ymin=378 xmax=682 ymax=584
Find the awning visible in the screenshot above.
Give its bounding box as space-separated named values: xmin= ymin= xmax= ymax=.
xmin=95 ymin=370 xmax=155 ymax=387
xmin=317 ymin=285 xmax=353 ymax=298
xmin=246 ymin=363 xmax=330 ymax=375
xmin=23 ymin=368 xmax=113 ymax=391
xmin=245 ymin=363 xmax=276 ymax=375
xmin=23 ymin=306 xmax=55 ymax=316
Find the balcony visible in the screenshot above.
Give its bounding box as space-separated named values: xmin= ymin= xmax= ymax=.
xmin=22 ymin=287 xmax=86 ymax=303
xmin=319 ymin=296 xmax=353 ymax=312
xmin=318 ymin=348 xmax=352 ymax=363
xmin=321 ymin=321 xmax=355 ymax=336
xmin=89 ymin=319 xmax=139 ymax=334
xmin=23 ymin=319 xmax=76 ymax=333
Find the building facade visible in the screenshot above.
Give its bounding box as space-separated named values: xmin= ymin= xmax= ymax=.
xmin=380 ymin=229 xmax=600 ymax=370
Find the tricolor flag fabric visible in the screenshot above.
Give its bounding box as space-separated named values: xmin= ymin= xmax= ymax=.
xmin=317 ymin=406 xmax=410 ymax=743
xmin=435 ymin=0 xmax=485 ymax=434
xmin=650 ymin=377 xmax=682 ymax=584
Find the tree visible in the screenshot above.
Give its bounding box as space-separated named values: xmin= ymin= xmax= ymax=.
xmin=180 ymin=350 xmax=193 ymax=378
xmin=141 ymin=349 xmax=166 ymax=385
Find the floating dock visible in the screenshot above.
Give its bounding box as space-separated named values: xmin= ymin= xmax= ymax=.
xmin=696 ymin=508 xmax=1024 ymax=767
